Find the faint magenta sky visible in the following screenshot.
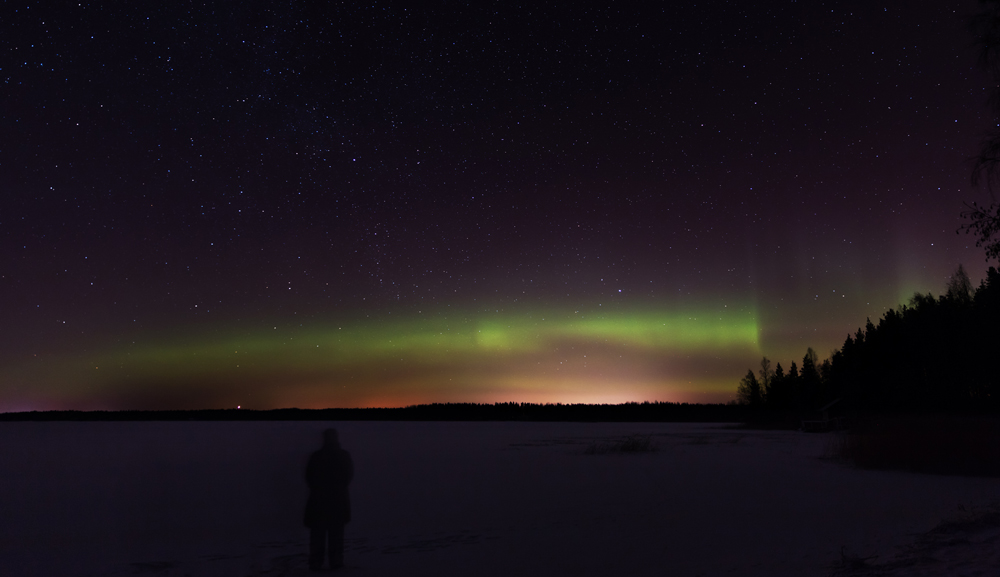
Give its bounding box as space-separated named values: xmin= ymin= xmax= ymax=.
xmin=1 ymin=1 xmax=993 ymax=409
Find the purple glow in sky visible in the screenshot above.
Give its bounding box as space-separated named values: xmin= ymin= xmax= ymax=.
xmin=1 ymin=1 xmax=994 ymax=409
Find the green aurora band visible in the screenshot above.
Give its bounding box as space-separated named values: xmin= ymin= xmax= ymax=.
xmin=4 ymin=304 xmax=762 ymax=410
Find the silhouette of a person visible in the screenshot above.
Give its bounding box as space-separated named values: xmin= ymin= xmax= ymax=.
xmin=304 ymin=428 xmax=353 ymax=571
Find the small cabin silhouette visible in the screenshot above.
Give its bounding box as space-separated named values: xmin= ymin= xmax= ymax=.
xmin=801 ymin=398 xmax=848 ymax=432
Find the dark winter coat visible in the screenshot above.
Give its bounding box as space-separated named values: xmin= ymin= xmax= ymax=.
xmin=303 ymin=446 xmax=353 ymax=528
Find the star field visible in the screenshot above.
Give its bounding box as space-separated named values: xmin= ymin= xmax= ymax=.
xmin=0 ymin=1 xmax=993 ymax=409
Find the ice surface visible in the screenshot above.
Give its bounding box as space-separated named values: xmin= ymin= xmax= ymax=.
xmin=1 ymin=421 xmax=997 ymax=576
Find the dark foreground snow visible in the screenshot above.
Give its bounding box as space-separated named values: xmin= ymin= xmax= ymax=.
xmin=1 ymin=421 xmax=997 ymax=576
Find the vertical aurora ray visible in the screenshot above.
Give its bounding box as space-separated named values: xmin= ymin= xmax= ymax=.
xmin=0 ymin=303 xmax=761 ymax=410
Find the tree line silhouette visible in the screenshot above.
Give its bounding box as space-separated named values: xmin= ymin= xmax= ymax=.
xmin=737 ymin=265 xmax=1000 ymax=413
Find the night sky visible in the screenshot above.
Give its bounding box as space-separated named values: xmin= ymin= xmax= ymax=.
xmin=2 ymin=1 xmax=994 ymax=411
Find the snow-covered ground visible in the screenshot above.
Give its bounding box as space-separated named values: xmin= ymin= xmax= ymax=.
xmin=1 ymin=421 xmax=997 ymax=576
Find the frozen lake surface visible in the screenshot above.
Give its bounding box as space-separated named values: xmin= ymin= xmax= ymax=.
xmin=1 ymin=421 xmax=997 ymax=576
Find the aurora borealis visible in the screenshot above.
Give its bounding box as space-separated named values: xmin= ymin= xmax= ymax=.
xmin=1 ymin=1 xmax=995 ymax=410
xmin=6 ymin=302 xmax=760 ymax=410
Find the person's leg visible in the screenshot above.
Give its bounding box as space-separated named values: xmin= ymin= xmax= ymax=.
xmin=328 ymin=524 xmax=345 ymax=568
xmin=309 ymin=527 xmax=327 ymax=570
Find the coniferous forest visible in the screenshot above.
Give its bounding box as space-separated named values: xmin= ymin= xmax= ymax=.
xmin=737 ymin=265 xmax=1000 ymax=414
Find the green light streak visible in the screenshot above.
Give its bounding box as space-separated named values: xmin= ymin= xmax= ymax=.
xmin=567 ymin=312 xmax=758 ymax=349
xmin=1 ymin=302 xmax=762 ymax=409
xmin=92 ymin=304 xmax=759 ymax=378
